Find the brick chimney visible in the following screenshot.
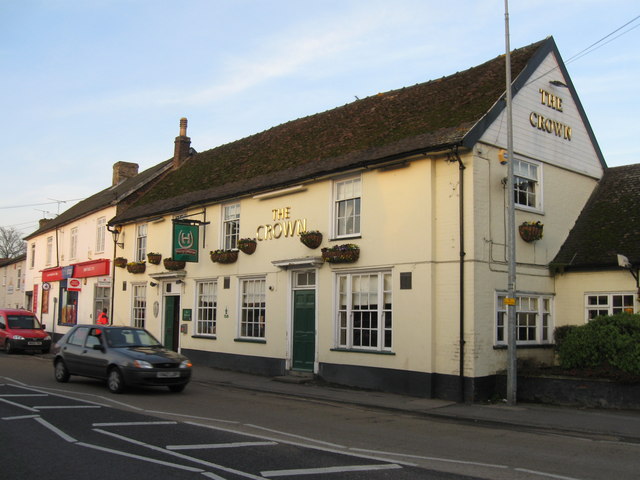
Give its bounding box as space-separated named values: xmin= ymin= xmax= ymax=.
xmin=173 ymin=117 xmax=191 ymax=168
xmin=39 ymin=218 xmax=52 ymax=229
xmin=112 ymin=161 xmax=139 ymax=186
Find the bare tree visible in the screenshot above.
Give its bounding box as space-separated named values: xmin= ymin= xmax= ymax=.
xmin=0 ymin=226 xmax=26 ymax=258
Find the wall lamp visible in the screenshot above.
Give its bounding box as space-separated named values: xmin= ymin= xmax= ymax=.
xmin=107 ymin=225 xmax=124 ymax=248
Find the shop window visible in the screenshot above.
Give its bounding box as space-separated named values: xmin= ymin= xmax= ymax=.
xmin=196 ymin=280 xmax=217 ymax=336
xmin=223 ymin=203 xmax=240 ymax=250
xmin=585 ymin=293 xmax=635 ymax=321
xmin=240 ymin=278 xmax=265 ymax=339
xmin=59 ymin=286 xmax=78 ymax=325
xmin=336 ymin=271 xmax=392 ymax=351
xmin=496 ymin=293 xmax=552 ymax=345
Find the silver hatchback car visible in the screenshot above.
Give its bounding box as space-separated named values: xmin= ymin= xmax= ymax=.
xmin=53 ymin=325 xmax=192 ymax=393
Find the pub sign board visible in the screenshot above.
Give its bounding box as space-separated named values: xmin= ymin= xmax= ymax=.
xmin=172 ymin=222 xmax=199 ymax=262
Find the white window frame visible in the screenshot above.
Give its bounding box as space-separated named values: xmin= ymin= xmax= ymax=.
xmin=585 ymin=292 xmax=636 ymax=321
xmin=195 ymin=280 xmax=217 ymax=336
xmin=239 ymin=277 xmax=266 ymax=339
xmin=46 ymin=236 xmax=53 ymax=265
xmin=513 ymin=158 xmax=542 ymax=211
xmin=496 ymin=292 xmax=553 ymax=345
xmin=95 ymin=216 xmax=106 ymax=253
xmin=336 ymin=270 xmax=392 ymax=352
xmin=30 ymin=243 xmax=35 ymax=268
xmin=222 ymin=203 xmax=240 ymax=250
xmin=70 ymin=227 xmax=78 ymax=260
xmin=132 ymin=284 xmax=146 ymax=328
xmin=135 ymin=223 xmax=147 ymax=262
xmin=333 ymin=176 xmax=361 ymax=238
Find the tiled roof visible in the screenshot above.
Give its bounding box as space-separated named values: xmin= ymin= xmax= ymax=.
xmin=112 ymin=38 xmax=551 ymax=224
xmin=552 ymin=163 xmax=640 ymax=270
xmin=24 ymin=160 xmax=172 ymax=240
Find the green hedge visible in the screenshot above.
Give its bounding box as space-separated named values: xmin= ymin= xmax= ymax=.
xmin=556 ymin=313 xmax=640 ymax=375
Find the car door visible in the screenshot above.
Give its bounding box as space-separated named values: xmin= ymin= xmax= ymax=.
xmin=78 ymin=328 xmax=110 ymax=379
xmin=59 ymin=327 xmax=90 ymax=374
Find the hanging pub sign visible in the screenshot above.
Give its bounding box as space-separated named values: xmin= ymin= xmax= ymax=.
xmin=172 ymin=222 xmax=199 ymax=262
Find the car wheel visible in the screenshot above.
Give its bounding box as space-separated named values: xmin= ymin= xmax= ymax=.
xmin=168 ymin=384 xmax=186 ymax=393
xmin=54 ymin=359 xmax=70 ymax=383
xmin=5 ymin=340 xmax=15 ymax=354
xmin=107 ymin=367 xmax=125 ymax=394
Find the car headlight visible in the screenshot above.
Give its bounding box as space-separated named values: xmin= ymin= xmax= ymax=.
xmin=132 ymin=360 xmax=153 ymax=369
xmin=180 ymin=360 xmax=193 ymax=369
xmin=11 ymin=335 xmax=25 ymax=340
xmin=43 ymin=335 xmax=51 ymax=341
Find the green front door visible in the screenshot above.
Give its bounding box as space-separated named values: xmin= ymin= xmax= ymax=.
xmin=164 ymin=295 xmax=180 ymax=351
xmin=292 ymin=289 xmax=315 ymax=371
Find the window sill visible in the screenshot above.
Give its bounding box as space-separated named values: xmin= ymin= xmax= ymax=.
xmin=330 ymin=348 xmax=395 ymax=355
xmin=191 ymin=335 xmax=216 ymax=340
xmin=330 ymin=235 xmax=362 ymax=242
xmin=493 ymin=344 xmax=554 ymax=350
xmin=234 ymin=337 xmax=266 ymax=344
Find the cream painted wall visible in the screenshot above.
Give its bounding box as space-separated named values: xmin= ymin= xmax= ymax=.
xmin=0 ymin=258 xmax=26 ymax=309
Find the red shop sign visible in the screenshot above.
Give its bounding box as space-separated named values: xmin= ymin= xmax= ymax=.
xmin=67 ymin=278 xmax=82 ymax=292
xmin=73 ymin=259 xmax=110 ymax=278
xmin=42 ymin=267 xmax=63 ymax=282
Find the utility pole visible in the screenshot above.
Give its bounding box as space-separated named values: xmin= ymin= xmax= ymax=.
xmin=504 ymin=0 xmax=518 ymax=406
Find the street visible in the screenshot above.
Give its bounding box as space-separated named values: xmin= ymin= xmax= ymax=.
xmin=1 ymin=353 xmax=639 ymax=479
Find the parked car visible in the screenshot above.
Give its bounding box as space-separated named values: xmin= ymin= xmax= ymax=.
xmin=52 ymin=325 xmax=192 ymax=393
xmin=0 ymin=308 xmax=51 ymax=354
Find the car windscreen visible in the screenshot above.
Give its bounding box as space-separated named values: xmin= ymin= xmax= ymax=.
xmin=106 ymin=329 xmax=162 ymax=348
xmin=7 ymin=315 xmax=41 ymax=329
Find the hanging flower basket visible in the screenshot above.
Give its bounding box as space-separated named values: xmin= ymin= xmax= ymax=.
xmin=300 ymin=230 xmax=323 ymax=249
xmin=163 ymin=257 xmax=186 ymax=270
xmin=114 ymin=257 xmax=128 ymax=268
xmin=519 ymin=221 xmax=544 ymax=242
xmin=147 ymin=252 xmax=162 ymax=265
xmin=238 ymin=238 xmax=257 ymax=255
xmin=126 ymin=261 xmax=146 ymax=274
xmin=321 ymin=244 xmax=360 ymax=264
xmin=210 ymin=249 xmax=238 ymax=264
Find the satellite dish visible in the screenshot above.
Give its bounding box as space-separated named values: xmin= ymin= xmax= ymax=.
xmin=617 ymin=254 xmax=632 ymax=269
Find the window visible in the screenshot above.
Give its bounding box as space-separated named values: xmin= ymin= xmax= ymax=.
xmin=240 ymin=278 xmax=265 ymax=339
xmin=135 ymin=224 xmax=147 ymax=262
xmin=96 ymin=217 xmax=106 ymax=253
xmin=46 ymin=237 xmax=53 ymax=265
xmin=30 ymin=243 xmax=35 ymax=268
xmin=496 ymin=293 xmax=552 ymax=345
xmin=70 ymin=227 xmax=78 ymax=260
xmin=223 ymin=204 xmax=240 ymax=250
xmin=334 ymin=177 xmax=361 ymax=237
xmin=585 ymin=293 xmax=635 ymax=320
xmin=337 ymin=271 xmax=392 ymax=351
xmin=513 ymin=158 xmax=541 ymax=209
xmin=132 ymin=285 xmax=146 ymax=328
xmin=196 ymin=280 xmax=217 ymax=336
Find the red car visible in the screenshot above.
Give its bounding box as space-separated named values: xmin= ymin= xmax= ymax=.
xmin=0 ymin=308 xmax=51 ymax=354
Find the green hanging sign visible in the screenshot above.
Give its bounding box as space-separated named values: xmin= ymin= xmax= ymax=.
xmin=172 ymin=222 xmax=199 ymax=262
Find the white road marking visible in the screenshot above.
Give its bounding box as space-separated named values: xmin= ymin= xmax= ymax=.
xmin=245 ymin=423 xmax=345 ymax=448
xmin=34 ymin=416 xmax=77 ymax=442
xmin=201 ymin=472 xmax=230 ymax=480
xmin=2 ymin=414 xmax=40 ymax=421
xmin=94 ymin=428 xmax=267 ymax=480
xmin=262 ymin=463 xmax=402 ymax=477
xmin=0 ymin=397 xmax=39 ymax=412
xmin=93 ymin=421 xmax=177 ymax=427
xmin=33 ymin=405 xmax=101 ymax=410
xmin=0 ymin=394 xmax=48 ymax=397
xmin=167 ymin=441 xmax=277 ymax=451
xmin=76 ymin=442 xmax=204 ymax=473
xmin=352 ymin=447 xmax=510 ymax=469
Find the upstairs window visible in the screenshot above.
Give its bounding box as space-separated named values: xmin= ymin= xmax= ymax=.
xmin=46 ymin=237 xmax=53 ymax=265
xmin=334 ymin=177 xmax=361 ymax=237
xmin=514 ymin=159 xmax=541 ymax=210
xmin=95 ymin=217 xmax=106 ymax=253
xmin=70 ymin=228 xmax=78 ymax=260
xmin=135 ymin=224 xmax=147 ymax=262
xmin=223 ymin=204 xmax=240 ymax=250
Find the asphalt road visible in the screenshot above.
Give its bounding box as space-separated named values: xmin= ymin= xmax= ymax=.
xmin=2 ymin=352 xmax=639 ymax=480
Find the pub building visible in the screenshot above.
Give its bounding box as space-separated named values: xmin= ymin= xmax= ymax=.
xmin=51 ymin=36 xmax=612 ymax=401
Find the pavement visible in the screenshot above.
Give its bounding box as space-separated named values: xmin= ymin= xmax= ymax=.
xmin=190 ymin=365 xmax=640 ymax=443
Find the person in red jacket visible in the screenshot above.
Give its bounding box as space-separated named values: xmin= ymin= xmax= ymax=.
xmin=97 ymin=308 xmax=109 ymax=325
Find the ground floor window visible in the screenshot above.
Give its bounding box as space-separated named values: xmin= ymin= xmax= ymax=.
xmin=496 ymin=293 xmax=552 ymax=345
xmin=196 ymin=280 xmax=217 ymax=336
xmin=132 ymin=284 xmax=146 ymax=328
xmin=240 ymin=278 xmax=266 ymax=339
xmin=585 ymin=293 xmax=635 ymax=320
xmin=337 ymin=271 xmax=392 ymax=351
